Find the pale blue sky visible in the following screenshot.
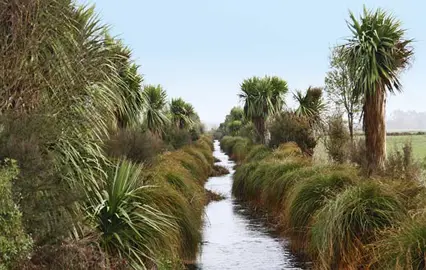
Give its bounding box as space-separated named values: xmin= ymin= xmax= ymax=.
xmin=78 ymin=0 xmax=425 ymax=127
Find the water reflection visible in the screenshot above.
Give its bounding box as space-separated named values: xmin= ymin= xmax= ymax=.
xmin=192 ymin=141 xmax=309 ymax=270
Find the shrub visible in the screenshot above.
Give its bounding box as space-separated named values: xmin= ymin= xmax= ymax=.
xmin=88 ymin=160 xmax=178 ymax=269
xmin=0 ymin=159 xmax=32 ymax=269
xmin=350 ymin=138 xmax=368 ymax=169
xmin=163 ymin=127 xmax=192 ymax=150
xmin=324 ymin=115 xmax=350 ymax=163
xmin=311 ymin=182 xmax=406 ymax=269
xmin=269 ymin=111 xmax=317 ymax=156
xmin=386 ymin=141 xmax=421 ymax=181
xmin=105 ymin=128 xmax=166 ymax=164
xmin=0 ymin=116 xmax=79 ymax=244
xmin=21 ymin=237 xmax=126 ymax=270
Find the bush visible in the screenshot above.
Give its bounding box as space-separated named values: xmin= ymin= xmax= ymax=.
xmin=0 ymin=159 xmax=32 ymax=269
xmin=0 ymin=116 xmax=79 ymax=244
xmin=269 ymin=111 xmax=317 ymax=156
xmin=88 ymin=160 xmax=178 ymax=269
xmin=163 ymin=127 xmax=192 ymax=150
xmin=105 ymin=128 xmax=166 ymax=164
xmin=386 ymin=141 xmax=421 ymax=181
xmin=324 ymin=115 xmax=350 ymax=163
xmin=311 ymin=182 xmax=406 ymax=269
xmin=350 ymin=138 xmax=368 ymax=169
xmin=21 ymin=237 xmax=126 ymax=270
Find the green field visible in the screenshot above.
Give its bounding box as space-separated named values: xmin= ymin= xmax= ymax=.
xmin=314 ymin=134 xmax=426 ymax=162
xmin=387 ymin=135 xmax=426 ymax=160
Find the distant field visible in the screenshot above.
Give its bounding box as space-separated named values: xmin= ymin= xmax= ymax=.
xmin=387 ymin=135 xmax=426 ymax=160
xmin=314 ymin=134 xmax=426 ymax=162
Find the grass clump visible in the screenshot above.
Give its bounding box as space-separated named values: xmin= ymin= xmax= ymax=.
xmin=286 ymin=167 xmax=357 ymax=231
xmin=311 ymin=182 xmax=407 ymax=269
xmin=220 ymin=136 xmax=252 ymax=161
xmin=244 ymin=144 xmax=271 ymax=163
xmin=372 ymin=216 xmax=426 ymax=270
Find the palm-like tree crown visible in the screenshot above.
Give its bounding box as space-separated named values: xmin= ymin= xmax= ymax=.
xmin=170 ymin=98 xmax=196 ymax=129
xmin=344 ymin=7 xmax=413 ymax=99
xmin=294 ymin=87 xmax=325 ymax=118
xmin=142 ymin=84 xmax=169 ymax=135
xmin=239 ymin=76 xmax=288 ymax=120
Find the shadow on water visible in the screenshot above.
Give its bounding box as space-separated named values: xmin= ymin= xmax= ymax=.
xmin=188 ymin=140 xmax=311 ymax=270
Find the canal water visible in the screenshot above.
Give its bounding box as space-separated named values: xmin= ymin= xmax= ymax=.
xmin=194 ymin=140 xmax=307 ymax=270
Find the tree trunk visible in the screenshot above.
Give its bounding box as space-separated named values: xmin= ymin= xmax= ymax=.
xmin=364 ymin=88 xmax=386 ymax=175
xmin=253 ymin=117 xmax=266 ymax=144
xmin=348 ymin=112 xmax=354 ymax=142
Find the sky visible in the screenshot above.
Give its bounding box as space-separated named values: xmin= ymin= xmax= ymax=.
xmin=77 ymin=0 xmax=425 ymax=128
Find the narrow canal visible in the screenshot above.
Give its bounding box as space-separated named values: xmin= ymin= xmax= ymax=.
xmin=194 ymin=140 xmax=307 ymax=270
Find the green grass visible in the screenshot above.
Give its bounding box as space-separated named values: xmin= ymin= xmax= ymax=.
xmin=314 ymin=134 xmax=426 ymax=161
xmin=311 ymin=182 xmax=407 ymax=268
xmin=387 ymin=135 xmax=426 ymax=160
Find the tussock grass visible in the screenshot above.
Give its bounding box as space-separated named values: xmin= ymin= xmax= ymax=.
xmin=244 ymin=144 xmax=271 ymax=163
xmin=372 ymin=216 xmax=426 ymax=270
xmin=311 ymin=182 xmax=407 ymax=269
xmin=229 ymin=136 xmax=420 ymax=268
xmin=286 ymin=167 xmax=358 ymax=231
xmin=220 ymin=136 xmax=251 ymax=161
xmin=142 ymin=136 xmax=213 ymax=261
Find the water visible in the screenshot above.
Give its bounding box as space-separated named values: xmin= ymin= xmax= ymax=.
xmin=193 ymin=140 xmax=307 ymax=270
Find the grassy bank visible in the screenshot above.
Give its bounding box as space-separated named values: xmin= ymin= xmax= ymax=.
xmin=222 ymin=136 xmax=426 ymax=269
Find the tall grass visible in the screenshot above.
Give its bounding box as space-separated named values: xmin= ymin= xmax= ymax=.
xmin=229 ymin=135 xmax=419 ymax=268
xmin=311 ymin=182 xmax=407 ymax=268
xmin=372 ymin=216 xmax=426 ymax=269
xmin=220 ymin=136 xmax=252 ymax=161
xmin=286 ymin=167 xmax=357 ymax=231
xmin=143 ymin=136 xmax=213 ymax=260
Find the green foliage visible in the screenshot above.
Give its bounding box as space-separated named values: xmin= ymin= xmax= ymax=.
xmin=294 ymin=87 xmax=325 ymax=121
xmin=170 ymin=98 xmax=196 ymax=130
xmin=311 ymin=182 xmax=406 ymax=268
xmin=386 ymin=141 xmax=421 ymax=181
xmin=344 ymin=7 xmax=413 ymax=100
xmin=0 ymin=116 xmax=81 ymax=244
xmin=268 ymin=111 xmax=317 ymax=155
xmin=239 ymin=76 xmax=289 ymax=143
xmin=88 ymin=160 xmax=178 ymax=269
xmin=324 ymin=47 xmax=361 ymax=139
xmin=219 ymin=136 xmax=252 ymax=161
xmin=324 ymin=114 xmax=351 ymax=163
xmin=104 ymin=128 xmax=166 ymax=164
xmin=286 ymin=168 xmax=356 ymax=230
xmin=163 ymin=126 xmax=193 ymax=150
xmin=142 ymin=85 xmax=170 ymax=136
xmin=244 ymin=145 xmax=271 ymax=163
xmin=0 ymin=160 xmax=32 ymax=269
